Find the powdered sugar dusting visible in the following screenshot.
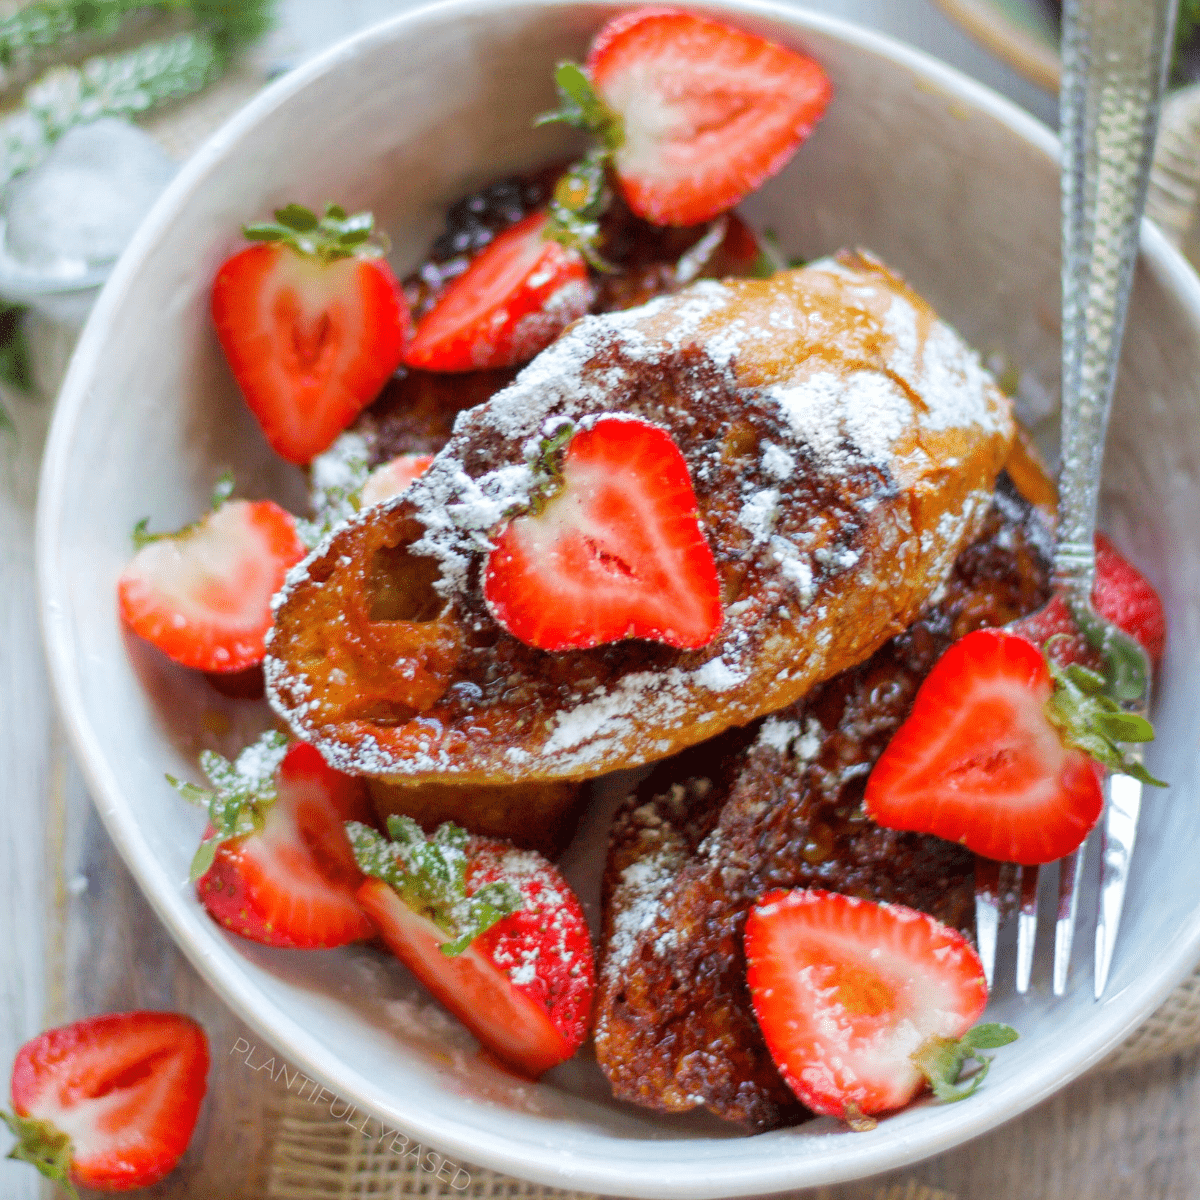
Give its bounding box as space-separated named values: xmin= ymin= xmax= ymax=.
xmin=604 ymin=852 xmax=679 ymax=977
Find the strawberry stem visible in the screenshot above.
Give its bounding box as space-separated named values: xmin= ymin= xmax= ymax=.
xmin=168 ymin=730 xmax=290 ymax=881
xmin=511 ymin=420 xmax=574 ymax=519
xmin=910 ymin=1022 xmax=1018 ymax=1104
xmin=536 ymin=62 xmax=624 ymax=267
xmin=348 ymin=817 xmax=522 ymax=956
xmin=2 ymin=1109 xmax=78 ymax=1200
xmin=243 ymin=202 xmax=387 ymax=264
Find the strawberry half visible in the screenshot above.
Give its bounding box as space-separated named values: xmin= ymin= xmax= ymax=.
xmin=1014 ymin=532 xmax=1166 ymax=667
xmin=483 ymin=415 xmax=722 ymax=650
xmin=212 ymin=203 xmax=411 ymax=464
xmin=173 ymin=733 xmax=375 ymax=949
xmin=745 ymin=890 xmax=1014 ymax=1124
xmin=3 ymin=1011 xmax=208 ymax=1194
xmin=351 ymin=817 xmax=595 ymax=1078
xmin=585 ymin=8 xmax=832 ymax=226
xmin=118 ymin=482 xmax=306 ymax=673
xmin=864 ymin=629 xmax=1106 ymax=865
xmin=360 ymin=452 xmax=435 ymax=508
xmin=404 ymin=210 xmax=591 ymax=372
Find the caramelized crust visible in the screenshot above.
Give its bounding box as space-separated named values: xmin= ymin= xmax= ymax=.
xmin=266 ymin=254 xmax=1014 ymax=785
xmin=593 ymin=479 xmax=1053 ymax=1130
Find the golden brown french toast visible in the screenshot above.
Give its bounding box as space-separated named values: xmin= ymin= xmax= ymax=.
xmin=265 ymin=252 xmax=1014 ymax=785
xmin=593 ymin=478 xmax=1053 ymax=1130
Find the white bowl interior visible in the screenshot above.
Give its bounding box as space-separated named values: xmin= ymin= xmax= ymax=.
xmin=37 ymin=2 xmax=1200 ymax=1195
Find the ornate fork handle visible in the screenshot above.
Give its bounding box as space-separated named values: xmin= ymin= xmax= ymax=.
xmin=1057 ymin=0 xmax=1175 ymax=609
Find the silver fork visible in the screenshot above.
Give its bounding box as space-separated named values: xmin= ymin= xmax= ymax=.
xmin=975 ymin=0 xmax=1171 ymax=1001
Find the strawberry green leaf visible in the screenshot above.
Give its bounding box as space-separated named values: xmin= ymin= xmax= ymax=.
xmin=211 ymin=471 xmax=235 ymax=509
xmin=2 ymin=1110 xmax=78 ymax=1200
xmin=911 ymin=1022 xmax=1018 ymax=1104
xmin=748 ymin=228 xmax=787 ymax=279
xmin=243 ymin=202 xmax=387 ymax=264
xmin=168 ymin=730 xmax=289 ymax=881
xmin=504 ymin=420 xmax=574 ymax=521
xmin=544 ymin=149 xmax=615 ymax=269
xmin=961 ymin=1022 xmax=1020 ymax=1050
xmin=535 ymin=61 xmax=624 ymax=150
xmin=348 ymin=816 xmax=523 ymax=956
xmin=131 ymin=517 xmax=156 ymax=549
xmin=1044 ymin=655 xmax=1167 ymax=788
xmin=274 ymin=203 xmax=318 ymax=232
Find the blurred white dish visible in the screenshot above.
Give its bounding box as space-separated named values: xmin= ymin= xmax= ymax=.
xmin=35 ymin=2 xmax=1200 ymax=1195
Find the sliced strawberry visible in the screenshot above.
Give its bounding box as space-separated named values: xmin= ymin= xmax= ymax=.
xmin=864 ymin=629 xmax=1105 ymax=865
xmin=585 ymin=8 xmax=832 ymax=226
xmin=405 ymin=210 xmax=591 ymax=372
xmin=745 ymin=890 xmax=1009 ymax=1123
xmin=175 ymin=733 xmax=375 ymax=949
xmin=483 ymin=415 xmax=722 ymax=650
xmin=118 ymin=492 xmax=306 ymax=673
xmin=1011 ymin=532 xmax=1166 ymax=666
xmin=360 ymin=452 xmax=435 ymax=508
xmin=351 ymin=818 xmax=595 ymax=1078
xmin=212 ymin=203 xmax=411 ymax=464
xmin=3 ymin=1011 xmax=208 ymax=1193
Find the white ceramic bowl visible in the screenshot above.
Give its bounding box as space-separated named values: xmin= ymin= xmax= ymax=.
xmin=36 ymin=2 xmax=1200 ymax=1195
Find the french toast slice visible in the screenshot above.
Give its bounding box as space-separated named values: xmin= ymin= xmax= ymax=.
xmin=593 ymin=477 xmax=1053 ymax=1130
xmin=265 ymin=252 xmax=1014 ymax=785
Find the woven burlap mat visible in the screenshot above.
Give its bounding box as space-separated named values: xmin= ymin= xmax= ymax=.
xmin=138 ymin=14 xmax=1200 ymax=1197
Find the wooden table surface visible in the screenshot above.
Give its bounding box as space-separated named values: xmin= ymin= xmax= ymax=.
xmin=2 ymin=3 xmax=1197 ymax=1198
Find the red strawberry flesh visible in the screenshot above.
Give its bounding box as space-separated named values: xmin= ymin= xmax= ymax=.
xmin=587 ymin=8 xmax=832 ymax=226
xmin=864 ymin=628 xmax=1104 ymax=865
xmin=483 ymin=415 xmax=722 ymax=650
xmin=8 ymin=1011 xmax=208 ymax=1192
xmin=745 ymin=890 xmax=988 ymax=1119
xmin=212 ymin=243 xmax=410 ymax=464
xmin=405 ymin=210 xmax=590 ymax=372
xmin=118 ymin=498 xmax=306 ymax=673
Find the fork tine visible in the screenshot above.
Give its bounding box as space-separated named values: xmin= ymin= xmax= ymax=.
xmin=1053 ymin=841 xmax=1086 ymax=996
xmin=1015 ymin=866 xmax=1039 ymax=994
xmin=1095 ymin=768 xmax=1144 ymax=998
xmin=974 ymin=856 xmax=1001 ymax=989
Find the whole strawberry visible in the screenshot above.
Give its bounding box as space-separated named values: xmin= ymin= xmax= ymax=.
xmin=350 ymin=816 xmax=595 ymax=1078
xmin=2 ymin=1012 xmax=208 ymax=1195
xmin=212 ymin=202 xmax=411 ymax=464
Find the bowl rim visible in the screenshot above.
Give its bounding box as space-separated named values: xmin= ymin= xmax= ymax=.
xmin=34 ymin=1 xmax=1200 ymax=1194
